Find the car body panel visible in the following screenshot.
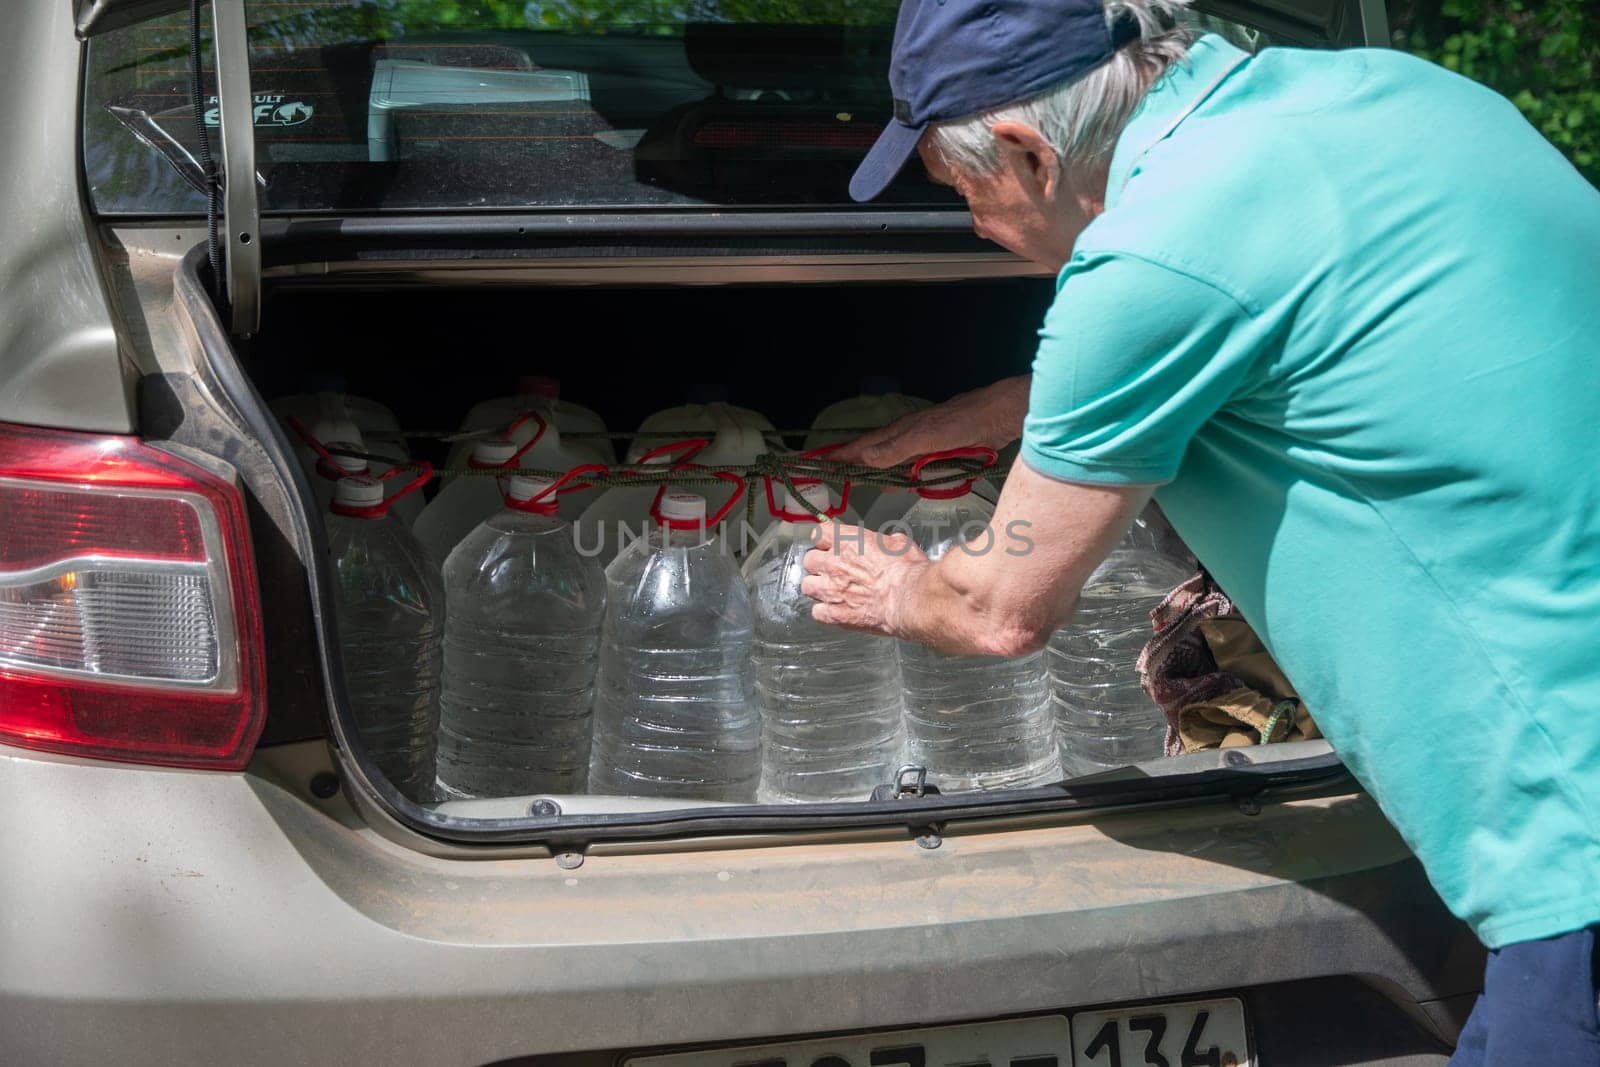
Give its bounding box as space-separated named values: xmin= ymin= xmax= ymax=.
xmin=1 ymin=1 xmax=132 ymax=433
xmin=0 ymin=741 xmax=1480 ymax=1065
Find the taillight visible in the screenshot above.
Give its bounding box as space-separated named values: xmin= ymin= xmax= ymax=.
xmin=0 ymin=422 xmax=265 ymax=770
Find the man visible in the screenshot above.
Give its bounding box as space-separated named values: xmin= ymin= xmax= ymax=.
xmin=799 ymin=0 xmax=1600 ymax=1061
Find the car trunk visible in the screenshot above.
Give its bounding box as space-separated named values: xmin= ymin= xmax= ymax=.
xmin=244 ymin=279 xmax=1057 ymax=445
xmin=160 ymin=256 xmax=1338 ymax=845
xmin=246 ymin=276 xmax=1049 ymax=811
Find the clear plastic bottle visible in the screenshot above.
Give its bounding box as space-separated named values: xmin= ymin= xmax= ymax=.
xmin=412 ymin=438 xmax=519 ymax=563
xmin=624 ymin=399 xmax=774 ymax=463
xmin=273 ymin=387 xmax=404 ymax=447
xmin=742 ymin=483 xmax=905 ymax=802
xmin=1048 ymin=513 xmax=1195 ymax=776
xmin=307 ymin=437 xmax=370 ymax=517
xmin=862 ymin=472 xmax=1000 ymax=532
xmin=589 ymin=490 xmax=760 ymax=801
xmin=895 ymin=474 xmax=1062 ymax=792
xmin=436 ymin=476 xmax=607 ymax=799
xmin=289 ymin=421 xmax=423 ymax=527
xmin=325 ymin=475 xmax=444 ymax=802
xmin=803 ymin=377 xmax=933 ymax=517
xmin=574 ymin=427 xmax=760 ymax=569
xmin=445 ymin=375 xmax=612 ymax=472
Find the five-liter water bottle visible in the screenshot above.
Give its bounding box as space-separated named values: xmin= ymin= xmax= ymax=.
xmin=325 ymin=475 xmax=444 ymax=802
xmin=1049 ymin=509 xmax=1195 ymax=776
xmin=625 ymin=397 xmax=774 ymax=463
xmin=445 ymin=375 xmax=613 ymax=474
xmin=589 ymin=490 xmax=761 ymax=801
xmin=895 ymin=473 xmax=1062 ymax=792
xmin=436 ymin=475 xmax=607 ymax=799
xmin=412 ymin=437 xmax=520 ymax=565
xmin=574 ymin=425 xmax=766 ymax=569
xmin=804 ymin=377 xmax=932 ymax=518
xmin=742 ymin=483 xmax=907 ymax=802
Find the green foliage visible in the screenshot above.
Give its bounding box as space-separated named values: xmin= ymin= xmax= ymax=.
xmin=1391 ymin=0 xmax=1598 ymax=184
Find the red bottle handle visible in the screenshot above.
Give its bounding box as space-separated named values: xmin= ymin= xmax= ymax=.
xmin=648 ymin=467 xmax=747 ymax=530
xmin=907 ymin=446 xmax=998 ymax=500
xmin=631 ymin=437 xmax=710 ymax=469
xmin=330 ymin=460 xmax=434 ymax=519
xmin=760 ymin=442 xmax=854 ymax=521
xmin=503 ymin=462 xmax=610 ymax=514
xmin=503 ymin=410 xmax=550 ymax=468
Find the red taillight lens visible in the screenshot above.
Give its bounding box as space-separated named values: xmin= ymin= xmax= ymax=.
xmin=0 ymin=422 xmax=266 ymax=770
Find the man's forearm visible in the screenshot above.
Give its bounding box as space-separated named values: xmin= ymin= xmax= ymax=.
xmin=974 ymin=374 xmax=1032 ymax=451
xmin=891 ymin=552 xmax=1050 ymax=659
xmin=878 ymin=459 xmax=1152 ymax=660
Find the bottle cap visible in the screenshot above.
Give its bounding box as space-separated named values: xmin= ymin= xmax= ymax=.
xmin=658 ymin=491 xmax=707 ymax=523
xmin=783 ymin=483 xmax=833 ymax=513
xmin=470 ymin=439 xmax=519 ymax=468
xmin=913 ymin=465 xmax=971 ymax=499
xmin=507 ymin=475 xmax=556 ymax=503
xmin=332 ymin=475 xmax=385 ymax=509
xmin=323 ymin=441 xmax=369 ymax=475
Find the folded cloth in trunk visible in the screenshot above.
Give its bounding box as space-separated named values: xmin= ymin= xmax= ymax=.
xmin=1137 ymin=572 xmax=1320 ymax=753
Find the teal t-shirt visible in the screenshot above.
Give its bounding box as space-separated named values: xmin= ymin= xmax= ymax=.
xmin=1022 ymin=34 xmax=1600 ymax=948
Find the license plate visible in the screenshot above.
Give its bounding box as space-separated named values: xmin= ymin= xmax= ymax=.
xmin=1072 ymin=999 xmax=1250 ymax=1067
xmin=626 ymin=998 xmax=1251 ymax=1067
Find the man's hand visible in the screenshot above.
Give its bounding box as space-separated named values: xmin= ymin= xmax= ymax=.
xmin=800 ymin=525 xmax=930 ymax=637
xmin=804 ymin=461 xmax=1153 ymax=658
xmin=829 ymin=375 xmax=1033 ymax=467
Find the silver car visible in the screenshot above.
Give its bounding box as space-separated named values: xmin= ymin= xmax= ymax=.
xmin=0 ymin=1 xmax=1481 ymax=1063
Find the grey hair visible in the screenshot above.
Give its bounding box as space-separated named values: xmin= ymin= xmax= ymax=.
xmin=929 ymin=0 xmax=1200 ymax=182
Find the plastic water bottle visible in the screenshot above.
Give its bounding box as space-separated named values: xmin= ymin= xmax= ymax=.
xmin=804 ymin=378 xmax=932 ymax=518
xmin=413 ymin=437 xmax=519 ymax=564
xmin=862 ymin=471 xmax=1000 ymax=533
xmin=742 ymin=483 xmax=906 ymax=802
xmin=625 ymin=398 xmax=774 ymax=463
xmin=325 ymin=475 xmax=444 ymax=802
xmin=287 ymin=412 xmax=423 ymax=527
xmin=589 ymin=490 xmax=760 ymax=801
xmin=895 ymin=473 xmax=1062 ymax=792
xmin=273 ymin=386 xmax=404 ymax=445
xmin=436 ymin=476 xmax=607 ymax=799
xmin=1048 ymin=516 xmax=1195 ymax=776
xmin=307 ymin=437 xmax=370 ymax=517
xmin=574 ymin=426 xmax=764 ymax=568
xmin=445 ymin=375 xmax=612 ymax=472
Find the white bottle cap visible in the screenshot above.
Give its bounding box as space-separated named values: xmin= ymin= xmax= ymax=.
xmin=325 ymin=442 xmax=369 ymax=474
xmin=783 ymin=483 xmax=833 ymax=513
xmin=507 ymin=475 xmax=556 ymax=503
xmin=472 ymin=439 xmax=519 ymax=467
xmin=333 ymin=475 xmax=385 ymax=509
xmin=658 ymin=491 xmax=707 ymax=522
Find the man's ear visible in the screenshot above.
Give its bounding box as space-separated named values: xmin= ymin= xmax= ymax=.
xmin=989 ymin=121 xmax=1062 ymax=203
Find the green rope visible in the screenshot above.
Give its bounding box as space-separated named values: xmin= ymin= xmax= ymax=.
xmin=1259 ymin=700 xmax=1299 ymax=744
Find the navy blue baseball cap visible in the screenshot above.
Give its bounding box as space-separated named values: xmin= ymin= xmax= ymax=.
xmin=850 ymin=0 xmax=1141 ymax=202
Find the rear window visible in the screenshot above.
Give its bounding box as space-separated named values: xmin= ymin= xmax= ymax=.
xmin=84 ymin=0 xmax=960 ymax=214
